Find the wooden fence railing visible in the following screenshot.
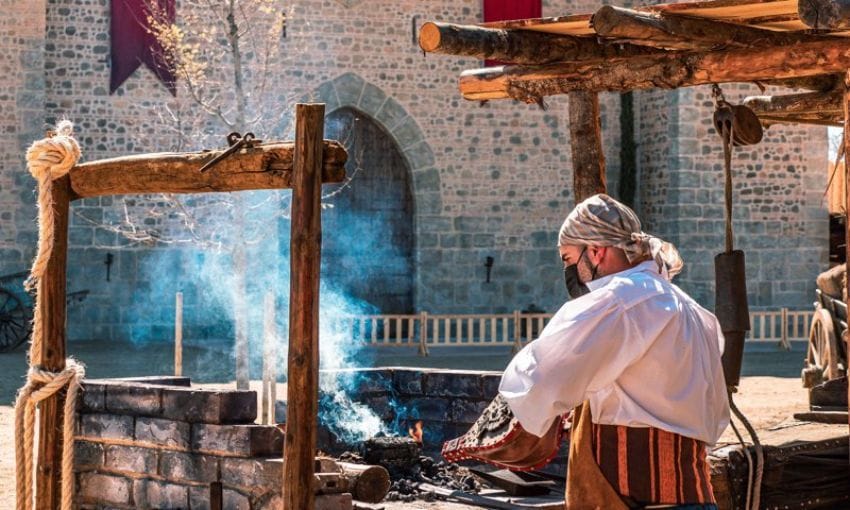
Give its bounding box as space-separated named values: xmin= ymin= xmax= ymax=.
xmin=327 ymin=308 xmax=812 ymax=355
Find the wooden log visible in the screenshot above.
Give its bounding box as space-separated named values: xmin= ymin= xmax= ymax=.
xmin=283 ymin=104 xmax=325 ymax=510
xmin=35 ymin=176 xmax=70 ymax=510
xmin=764 ymin=74 xmax=841 ymax=92
xmin=68 ymin=140 xmax=346 ymax=199
xmin=336 ymin=462 xmax=391 ymax=504
xmin=844 ymin=72 xmax=850 ymax=432
xmin=793 ymin=410 xmax=849 ymax=423
xmin=744 ymin=89 xmax=844 ymax=116
xmin=759 ymin=114 xmax=843 ymax=127
xmin=799 ymin=0 xmax=850 ymax=29
xmin=591 ymin=5 xmax=835 ymax=50
xmin=569 ymin=91 xmax=607 ymax=202
xmin=418 ymin=21 xmax=657 ymax=65
xmin=458 ymin=37 xmax=850 ymax=101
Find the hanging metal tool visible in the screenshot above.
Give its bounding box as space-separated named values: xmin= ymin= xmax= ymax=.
xmin=199 ymin=132 xmax=262 ymax=173
xmin=712 ymin=84 xmax=754 ymax=389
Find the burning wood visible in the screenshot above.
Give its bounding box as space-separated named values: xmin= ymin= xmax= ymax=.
xmin=408 ymin=420 xmax=423 ymax=444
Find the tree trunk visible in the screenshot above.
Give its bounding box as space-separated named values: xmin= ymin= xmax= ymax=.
xmin=799 ymin=0 xmax=850 ymax=29
xmin=35 ymin=177 xmax=70 ymax=510
xmin=336 ymin=462 xmax=391 ymax=504
xmin=458 ymin=38 xmax=850 ymax=101
xmin=282 ymin=104 xmax=325 ymax=510
xmin=68 ymin=141 xmax=347 ymax=199
xmin=419 ymin=21 xmax=657 ymax=65
xmin=569 ymin=91 xmax=607 ymax=202
xmin=744 ymin=89 xmax=843 ymax=116
xmin=591 ymin=5 xmax=834 ymax=50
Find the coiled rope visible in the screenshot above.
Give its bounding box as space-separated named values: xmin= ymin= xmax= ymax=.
xmin=15 ymin=120 xmax=85 ymax=510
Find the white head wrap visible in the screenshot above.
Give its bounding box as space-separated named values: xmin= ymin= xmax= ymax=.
xmin=558 ymin=194 xmax=684 ymax=279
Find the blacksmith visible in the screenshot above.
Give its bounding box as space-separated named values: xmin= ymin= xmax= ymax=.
xmin=500 ymin=194 xmax=729 ymax=510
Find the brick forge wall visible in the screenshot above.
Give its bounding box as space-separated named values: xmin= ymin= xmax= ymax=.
xmin=281 ymin=368 xmax=569 ymax=475
xmin=75 ymin=376 xmax=291 ymax=509
xmin=636 ymin=85 xmax=829 ymax=308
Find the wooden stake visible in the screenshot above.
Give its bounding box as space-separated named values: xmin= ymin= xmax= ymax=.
xmin=175 ymin=292 xmax=183 ymax=377
xmin=283 ymin=104 xmax=325 ymax=510
xmin=35 ymin=176 xmax=70 ymax=510
xmin=569 ymin=91 xmax=607 ymax=202
xmin=262 ymin=292 xmax=276 ymax=424
xmin=841 ymin=71 xmax=850 ymax=440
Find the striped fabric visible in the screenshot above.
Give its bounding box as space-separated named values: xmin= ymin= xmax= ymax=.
xmin=591 ymin=422 xmax=715 ymax=506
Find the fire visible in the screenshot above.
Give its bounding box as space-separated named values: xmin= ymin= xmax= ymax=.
xmin=409 ymin=420 xmax=423 ymax=444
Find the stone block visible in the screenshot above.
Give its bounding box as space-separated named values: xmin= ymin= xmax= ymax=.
xmin=449 ymin=399 xmax=488 ymax=424
xmin=134 ymin=479 xmax=189 ymax=509
xmin=412 ymin=168 xmax=440 ymax=192
xmin=160 ymin=451 xmax=219 ymax=483
xmin=220 ymin=457 xmax=282 ymax=489
xmin=79 ymin=381 xmax=106 ymax=412
xmin=423 ymin=371 xmax=483 ymax=398
xmin=161 ymin=387 xmax=257 ymax=424
xmin=78 ymin=473 xmax=132 ymax=505
xmin=105 ymin=444 xmax=157 ymax=474
xmin=405 ymin=143 xmax=436 ymax=170
xmin=79 ymin=413 xmax=134 ymax=441
xmin=405 ymin=397 xmax=450 ymax=421
xmin=105 ymin=383 xmax=162 ymax=416
xmin=358 ymin=82 xmax=386 ymax=116
xmin=223 ymin=489 xmax=251 ymax=510
xmin=135 ymin=417 xmax=191 ymax=449
xmin=333 ymin=72 xmax=365 ymax=107
xmin=191 ymin=424 xmax=283 ymax=457
xmin=392 ymin=116 xmax=424 ymax=149
xmin=375 ymin=97 xmax=407 ymax=130
xmin=74 ymin=440 xmax=104 ymax=470
xmin=393 ymin=369 xmax=423 ymax=395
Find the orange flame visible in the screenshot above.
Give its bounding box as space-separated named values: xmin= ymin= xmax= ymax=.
xmin=409 ymin=420 xmax=423 ymax=444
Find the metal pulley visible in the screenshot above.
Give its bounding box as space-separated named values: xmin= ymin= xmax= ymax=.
xmin=712 ymin=87 xmax=763 ymax=147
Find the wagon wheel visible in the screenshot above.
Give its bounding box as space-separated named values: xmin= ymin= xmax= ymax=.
xmin=0 ymin=289 xmax=31 ymax=353
xmin=802 ymin=307 xmax=841 ymax=388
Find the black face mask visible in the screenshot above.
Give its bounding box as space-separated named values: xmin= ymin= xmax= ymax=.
xmin=564 ymin=247 xmax=596 ymax=299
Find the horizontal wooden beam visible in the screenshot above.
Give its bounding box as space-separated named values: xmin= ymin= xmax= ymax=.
xmin=744 ymin=89 xmax=843 ymax=116
xmin=69 ymin=141 xmax=347 ymax=199
xmin=418 ymin=21 xmax=657 ymax=65
xmin=591 ymin=5 xmax=834 ymax=51
xmin=458 ymin=37 xmax=850 ymax=101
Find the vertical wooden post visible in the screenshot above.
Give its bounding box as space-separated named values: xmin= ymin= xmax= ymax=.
xmin=569 ymin=91 xmax=608 ymax=202
xmin=262 ymin=292 xmax=276 ymax=424
xmin=35 ymin=176 xmax=70 ymax=510
xmin=836 ymin=70 xmax=850 ymax=440
xmin=175 ymin=292 xmax=183 ymax=377
xmin=283 ymin=103 xmax=325 ymax=510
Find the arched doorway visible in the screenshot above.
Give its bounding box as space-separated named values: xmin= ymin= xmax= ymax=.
xmin=321 ymin=108 xmax=414 ymax=313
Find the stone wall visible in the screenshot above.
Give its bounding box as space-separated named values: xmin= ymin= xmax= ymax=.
xmin=0 ymin=0 xmax=831 ymax=346
xmin=75 ymin=376 xmax=352 ymax=509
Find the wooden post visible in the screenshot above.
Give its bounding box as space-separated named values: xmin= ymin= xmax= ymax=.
xmin=842 ymin=71 xmax=850 ymax=442
xmin=262 ymin=292 xmax=276 ymax=424
xmin=175 ymin=292 xmax=183 ymax=377
xmin=283 ymin=103 xmax=325 ymax=510
xmin=35 ymin=176 xmax=70 ymax=510
xmin=418 ymin=311 xmax=429 ymax=356
xmin=569 ymin=91 xmax=607 ymax=202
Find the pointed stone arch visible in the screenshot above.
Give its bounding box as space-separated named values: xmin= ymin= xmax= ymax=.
xmin=304 ymin=72 xmax=440 ymax=312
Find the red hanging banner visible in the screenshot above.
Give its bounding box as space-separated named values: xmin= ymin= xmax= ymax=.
xmin=110 ymin=0 xmax=176 ymax=95
xmin=483 ymin=0 xmax=542 ymax=66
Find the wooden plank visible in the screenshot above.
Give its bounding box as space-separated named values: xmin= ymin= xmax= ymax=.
xmin=35 ymin=176 xmax=70 ymax=510
xmin=794 ymin=411 xmax=850 ymax=423
xmin=69 ymin=141 xmax=346 ymax=199
xmin=283 ymin=104 xmax=326 ymax=510
xmin=844 ymin=72 xmax=850 ymax=435
xmin=569 ymin=91 xmax=607 ymax=202
xmin=458 ymin=38 xmax=850 ymax=101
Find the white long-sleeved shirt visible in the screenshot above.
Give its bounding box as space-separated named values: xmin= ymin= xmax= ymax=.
xmin=499 ymin=261 xmax=730 ymax=444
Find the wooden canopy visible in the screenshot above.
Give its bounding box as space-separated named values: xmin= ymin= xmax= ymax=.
xmin=419 ymin=0 xmax=850 ymax=126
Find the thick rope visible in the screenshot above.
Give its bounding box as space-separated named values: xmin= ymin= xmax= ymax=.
xmin=15 ymin=121 xmax=84 ymax=510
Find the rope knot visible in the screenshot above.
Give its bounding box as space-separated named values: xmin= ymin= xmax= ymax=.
xmin=25 ymin=120 xmax=81 ymax=182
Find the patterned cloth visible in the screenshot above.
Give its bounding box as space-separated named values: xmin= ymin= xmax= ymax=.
xmin=591 ymin=422 xmax=716 ymax=506
xmin=558 ymin=194 xmax=684 ymax=279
